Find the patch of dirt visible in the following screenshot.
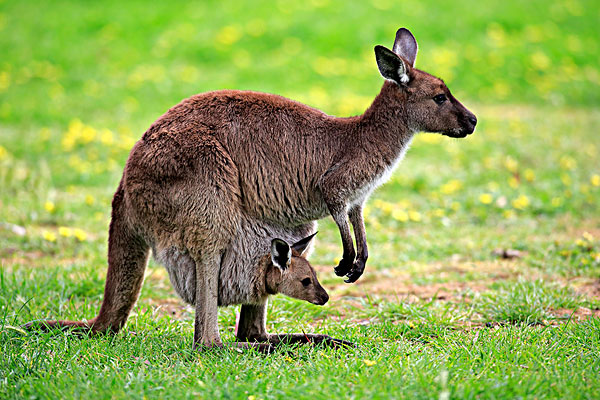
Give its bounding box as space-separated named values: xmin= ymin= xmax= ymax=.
xmin=550 ymin=307 xmax=600 ymax=321
xmin=318 ymin=259 xmax=524 ymax=303
xmin=573 ymin=280 xmax=600 ymax=299
xmin=553 ymin=216 xmax=600 ymax=241
xmin=1 ymin=250 xmax=46 ymax=266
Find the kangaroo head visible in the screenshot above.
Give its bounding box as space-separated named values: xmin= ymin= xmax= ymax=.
xmin=374 ymin=28 xmax=477 ymax=138
xmin=265 ymin=233 xmax=329 ymax=306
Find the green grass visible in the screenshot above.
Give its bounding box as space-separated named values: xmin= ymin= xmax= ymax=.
xmin=1 ymin=0 xmax=600 ymax=398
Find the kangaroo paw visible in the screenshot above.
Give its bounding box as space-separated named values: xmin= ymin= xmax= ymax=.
xmin=264 ymin=333 xmax=355 ymax=349
xmin=334 ymin=257 xmax=354 ymax=276
xmin=344 ymin=258 xmax=366 ymax=283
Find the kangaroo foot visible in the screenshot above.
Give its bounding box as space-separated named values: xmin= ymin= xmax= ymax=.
xmin=233 ymin=342 xmax=276 ymax=354
xmin=264 ymin=333 xmax=355 ymax=349
xmin=343 ymin=258 xmax=366 ymax=283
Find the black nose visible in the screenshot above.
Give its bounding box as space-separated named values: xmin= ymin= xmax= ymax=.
xmin=468 ymin=115 xmax=477 ymax=126
xmin=316 ymin=292 xmax=329 ymax=305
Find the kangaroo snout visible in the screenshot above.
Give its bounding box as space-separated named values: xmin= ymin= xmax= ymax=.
xmin=462 ymin=112 xmax=477 ymax=135
xmin=313 ymin=290 xmax=329 ymax=306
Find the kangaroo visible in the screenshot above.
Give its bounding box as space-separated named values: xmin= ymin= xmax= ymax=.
xmin=26 ymin=234 xmax=347 ymax=351
xmin=27 ymin=27 xmax=476 ymax=349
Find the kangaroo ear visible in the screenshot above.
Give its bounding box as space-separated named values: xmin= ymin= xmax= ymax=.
xmin=375 ymin=45 xmax=410 ymax=86
xmin=291 ymin=232 xmax=317 ymax=256
xmin=271 ymin=239 xmax=291 ymax=270
xmin=393 ymin=28 xmax=418 ymax=67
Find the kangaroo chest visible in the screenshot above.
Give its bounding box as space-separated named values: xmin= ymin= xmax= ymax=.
xmin=349 ymin=137 xmax=413 ymax=207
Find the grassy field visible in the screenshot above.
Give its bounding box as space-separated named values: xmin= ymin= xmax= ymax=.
xmin=1 ymin=0 xmax=599 ymax=398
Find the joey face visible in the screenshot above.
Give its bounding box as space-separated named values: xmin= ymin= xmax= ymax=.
xmin=266 ymin=235 xmax=329 ymax=306
xmin=375 ymin=28 xmax=477 ymax=138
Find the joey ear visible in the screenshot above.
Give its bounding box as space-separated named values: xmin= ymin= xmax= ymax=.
xmin=392 ymin=28 xmax=418 ymax=67
xmin=375 ymin=45 xmax=410 ymax=86
xmin=271 ymin=239 xmax=291 ymax=270
xmin=291 ymin=232 xmax=317 ymax=256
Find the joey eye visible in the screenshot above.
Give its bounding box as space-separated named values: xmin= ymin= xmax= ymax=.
xmin=301 ymin=278 xmax=311 ymax=287
xmin=433 ymin=94 xmax=447 ymax=105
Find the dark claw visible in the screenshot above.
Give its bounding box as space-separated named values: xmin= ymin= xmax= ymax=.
xmin=254 ymin=343 xmax=276 ymax=354
xmin=334 ymin=257 xmax=354 ymax=276
xmin=326 ymin=337 xmax=356 ymax=349
xmin=309 ymin=334 xmax=355 ymax=349
xmin=344 ymin=259 xmax=366 ymax=283
xmin=233 ymin=342 xmax=276 ymax=354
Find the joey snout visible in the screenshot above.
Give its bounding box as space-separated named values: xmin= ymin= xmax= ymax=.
xmin=311 ymin=286 xmax=329 ymax=306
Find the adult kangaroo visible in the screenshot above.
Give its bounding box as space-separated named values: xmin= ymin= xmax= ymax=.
xmin=27 ymin=27 xmax=476 ymax=348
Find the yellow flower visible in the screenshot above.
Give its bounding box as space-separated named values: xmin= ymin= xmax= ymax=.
xmin=0 ymin=145 xmax=9 ymax=160
xmin=508 ymin=176 xmax=519 ymax=188
xmin=560 ymin=173 xmax=572 ymax=186
xmin=216 ymin=25 xmax=241 ymax=46
xmin=376 ymin=200 xmax=394 ymax=214
xmin=524 ymin=169 xmax=535 ymax=182
xmin=559 ymin=156 xmax=576 ymax=170
xmin=58 ymin=226 xmax=73 ymax=237
xmin=530 ymin=51 xmax=550 ymax=70
xmin=512 ymin=194 xmax=530 ymax=210
xmin=85 ymin=194 xmax=95 ymax=205
xmin=43 ymin=231 xmax=57 ymax=242
xmin=433 ymin=208 xmax=445 ymax=217
xmin=73 ymin=228 xmax=87 ymax=242
xmin=503 ymin=210 xmax=516 ymax=219
xmin=479 ymin=193 xmax=493 ymax=204
xmin=408 ymin=210 xmax=421 ymax=222
xmin=440 ymin=179 xmax=462 ymax=195
xmin=582 ymin=232 xmax=594 ymax=242
xmin=44 ymin=201 xmax=55 ymax=213
xmin=591 ymin=174 xmax=600 ymax=187
xmin=392 ymin=209 xmax=409 ymax=222
xmin=503 ymin=156 xmax=518 ymax=173
xmin=363 ymin=359 xmax=377 ymax=366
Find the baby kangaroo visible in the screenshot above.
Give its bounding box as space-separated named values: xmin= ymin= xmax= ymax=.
xmin=26 ymin=234 xmax=346 ymax=351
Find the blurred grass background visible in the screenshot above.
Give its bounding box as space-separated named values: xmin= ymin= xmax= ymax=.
xmin=1 ymin=0 xmax=598 ymax=131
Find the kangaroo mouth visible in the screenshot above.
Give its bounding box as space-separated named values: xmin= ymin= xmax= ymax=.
xmin=443 ymin=126 xmax=474 ymax=138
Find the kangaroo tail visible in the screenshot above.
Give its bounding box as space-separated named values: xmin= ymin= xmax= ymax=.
xmin=24 ymin=180 xmax=150 ymax=334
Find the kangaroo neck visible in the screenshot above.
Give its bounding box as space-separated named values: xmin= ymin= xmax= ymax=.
xmin=355 ymin=81 xmax=415 ymax=163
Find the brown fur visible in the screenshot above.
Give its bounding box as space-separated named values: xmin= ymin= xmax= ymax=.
xmin=24 ymin=28 xmax=475 ymax=350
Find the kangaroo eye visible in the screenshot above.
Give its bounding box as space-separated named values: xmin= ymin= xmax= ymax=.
xmin=301 ymin=278 xmax=311 ymax=287
xmin=433 ymin=94 xmax=447 ymax=105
